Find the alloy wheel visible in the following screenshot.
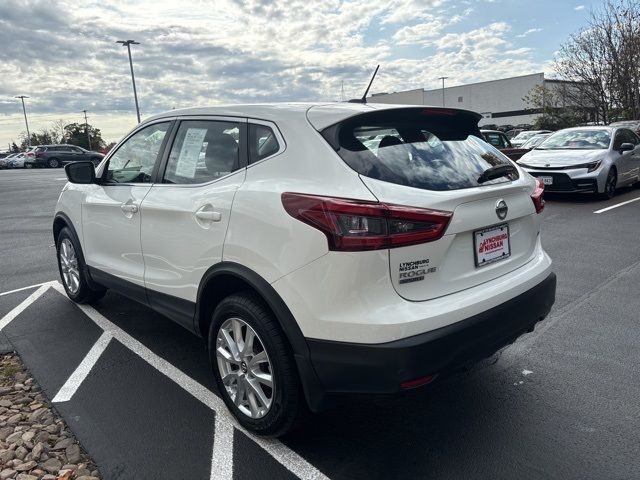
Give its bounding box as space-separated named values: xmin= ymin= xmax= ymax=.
xmin=215 ymin=317 xmax=274 ymax=419
xmin=606 ymin=171 xmax=616 ymax=197
xmin=49 ymin=158 xmax=59 ymax=168
xmin=59 ymin=238 xmax=80 ymax=294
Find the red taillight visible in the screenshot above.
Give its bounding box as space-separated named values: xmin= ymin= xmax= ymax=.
xmin=281 ymin=192 xmax=452 ymax=252
xmin=26 ymin=152 xmax=34 ymax=157
xmin=531 ymin=177 xmax=545 ymax=214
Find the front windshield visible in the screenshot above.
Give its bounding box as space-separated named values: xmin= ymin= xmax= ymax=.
xmin=537 ymin=130 xmax=611 ymax=150
xmin=513 ymin=131 xmax=536 ymax=141
xmin=522 ymin=135 xmax=550 ymax=149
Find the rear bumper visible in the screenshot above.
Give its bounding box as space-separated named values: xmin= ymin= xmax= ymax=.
xmin=305 ymin=272 xmax=556 ymax=395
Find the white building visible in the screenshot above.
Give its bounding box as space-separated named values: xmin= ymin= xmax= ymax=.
xmin=368 ymin=73 xmax=576 ymax=128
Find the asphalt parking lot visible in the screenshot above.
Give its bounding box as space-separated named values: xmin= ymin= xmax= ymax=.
xmin=1 ymin=168 xmax=639 ymax=480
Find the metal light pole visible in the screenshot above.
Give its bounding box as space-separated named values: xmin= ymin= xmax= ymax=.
xmin=438 ymin=77 xmax=448 ymax=107
xmin=116 ymin=40 xmax=141 ymax=123
xmin=82 ymin=110 xmax=92 ymax=150
xmin=15 ymin=96 xmax=31 ymax=147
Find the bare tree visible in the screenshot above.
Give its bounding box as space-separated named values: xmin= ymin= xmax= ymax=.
xmin=51 ymin=119 xmax=67 ymax=144
xmin=554 ymin=0 xmax=640 ymax=122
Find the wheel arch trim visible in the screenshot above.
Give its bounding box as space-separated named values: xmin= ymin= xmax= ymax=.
xmin=195 ymin=261 xmax=329 ymax=411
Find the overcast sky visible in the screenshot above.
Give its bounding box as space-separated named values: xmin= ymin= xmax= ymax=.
xmin=0 ymin=0 xmax=596 ymax=149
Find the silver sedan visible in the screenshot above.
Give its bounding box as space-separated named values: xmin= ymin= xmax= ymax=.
xmin=518 ymin=126 xmax=640 ymax=198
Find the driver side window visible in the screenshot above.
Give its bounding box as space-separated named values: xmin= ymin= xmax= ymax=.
xmin=105 ymin=122 xmax=170 ymax=183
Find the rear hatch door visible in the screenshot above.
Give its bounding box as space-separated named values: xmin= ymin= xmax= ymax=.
xmin=320 ymin=107 xmax=540 ymax=301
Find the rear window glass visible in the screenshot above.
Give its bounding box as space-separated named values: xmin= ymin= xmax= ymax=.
xmin=326 ymin=111 xmax=517 ymax=191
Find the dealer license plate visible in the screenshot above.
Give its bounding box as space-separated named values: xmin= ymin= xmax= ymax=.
xmin=539 ymin=176 xmax=553 ymax=185
xmin=474 ymin=224 xmax=511 ymax=268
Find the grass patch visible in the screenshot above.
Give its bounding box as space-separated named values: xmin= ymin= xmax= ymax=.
xmin=0 ymin=364 xmax=19 ymax=378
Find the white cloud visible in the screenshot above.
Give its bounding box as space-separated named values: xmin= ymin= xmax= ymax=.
xmin=517 ymin=27 xmax=543 ymax=38
xmin=393 ymin=20 xmax=444 ymax=45
xmin=575 ymin=5 xmax=585 ymax=11
xmin=0 ymin=0 xmax=547 ymax=147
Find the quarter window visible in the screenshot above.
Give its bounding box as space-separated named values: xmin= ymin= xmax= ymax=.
xmin=163 ymin=120 xmax=241 ymax=184
xmin=249 ymin=124 xmax=280 ymax=163
xmin=105 ymin=122 xmax=170 ymax=184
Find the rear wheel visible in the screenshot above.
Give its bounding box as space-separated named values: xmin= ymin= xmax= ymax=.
xmin=208 ymin=293 xmax=303 ymax=437
xmin=56 ymin=227 xmax=106 ymax=303
xmin=601 ymin=169 xmax=617 ymax=199
xmin=25 ymin=163 xmax=32 ymax=169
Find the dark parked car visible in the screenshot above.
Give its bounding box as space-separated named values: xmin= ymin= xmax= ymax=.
xmin=480 ymin=130 xmax=531 ymax=161
xmin=24 ymin=145 xmax=104 ymax=168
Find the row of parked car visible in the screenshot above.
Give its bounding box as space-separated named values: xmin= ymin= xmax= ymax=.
xmin=0 ymin=144 xmax=104 ymax=169
xmin=482 ymin=119 xmax=640 ymax=198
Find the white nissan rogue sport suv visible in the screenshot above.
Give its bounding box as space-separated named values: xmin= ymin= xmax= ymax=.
xmin=54 ymin=103 xmax=556 ymax=436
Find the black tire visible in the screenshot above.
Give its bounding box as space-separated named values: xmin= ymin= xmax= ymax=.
xmin=25 ymin=163 xmax=33 ymax=169
xmin=208 ymin=293 xmax=304 ymax=437
xmin=47 ymin=157 xmax=60 ymax=168
xmin=56 ymin=227 xmax=107 ymax=303
xmin=601 ymin=168 xmax=617 ymax=199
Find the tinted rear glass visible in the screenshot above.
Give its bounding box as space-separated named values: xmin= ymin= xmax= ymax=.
xmin=324 ymin=110 xmax=517 ymax=191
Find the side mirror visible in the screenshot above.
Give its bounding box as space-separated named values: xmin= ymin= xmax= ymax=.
xmin=619 ymin=143 xmax=635 ymax=153
xmin=65 ymin=161 xmax=96 ymax=184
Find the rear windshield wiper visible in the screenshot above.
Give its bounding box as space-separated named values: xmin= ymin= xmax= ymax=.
xmin=477 ymin=164 xmax=517 ymax=184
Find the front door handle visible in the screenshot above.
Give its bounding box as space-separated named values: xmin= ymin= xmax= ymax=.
xmin=121 ymin=203 xmax=138 ymax=214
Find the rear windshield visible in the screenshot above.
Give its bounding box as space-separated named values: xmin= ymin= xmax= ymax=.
xmin=323 ymin=110 xmax=517 ymax=191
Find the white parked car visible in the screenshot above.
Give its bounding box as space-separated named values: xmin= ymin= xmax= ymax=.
xmin=53 ymin=103 xmax=556 ymax=436
xmin=511 ymin=130 xmax=552 ymax=147
xmin=10 ymin=153 xmax=27 ymax=168
xmin=518 ymin=126 xmax=640 ymax=198
xmin=0 ymin=153 xmax=18 ymax=169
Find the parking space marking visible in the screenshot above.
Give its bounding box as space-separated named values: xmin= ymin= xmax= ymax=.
xmin=0 ymin=281 xmax=53 ymax=298
xmin=594 ymin=196 xmax=640 ymax=213
xmin=211 ymin=418 xmax=234 ymax=480
xmin=44 ymin=283 xmax=329 ymax=480
xmin=0 ymin=283 xmax=51 ymax=330
xmin=52 ymin=331 xmax=113 ymax=403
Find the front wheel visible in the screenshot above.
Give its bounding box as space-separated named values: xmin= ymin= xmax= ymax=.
xmin=208 ymin=293 xmax=304 ymax=437
xmin=47 ymin=157 xmax=60 ymax=168
xmin=56 ymin=227 xmax=106 ymax=303
xmin=601 ymin=169 xmax=617 ymax=199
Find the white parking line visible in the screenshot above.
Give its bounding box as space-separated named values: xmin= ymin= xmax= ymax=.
xmin=0 ymin=281 xmax=330 ymax=479
xmin=52 ymin=331 xmax=113 ymax=403
xmin=0 ymin=281 xmax=54 ymax=298
xmin=0 ymin=284 xmax=51 ymax=330
xmin=594 ymin=196 xmax=640 ymax=213
xmin=46 ymin=283 xmax=329 ymax=480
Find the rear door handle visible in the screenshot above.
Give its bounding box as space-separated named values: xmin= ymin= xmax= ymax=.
xmin=195 ymin=210 xmax=221 ymax=222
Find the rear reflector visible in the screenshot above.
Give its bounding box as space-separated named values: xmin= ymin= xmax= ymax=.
xmin=531 ymin=177 xmax=545 ymax=214
xmin=281 ymin=193 xmax=452 ymax=252
xmin=400 ymin=374 xmax=436 ymax=389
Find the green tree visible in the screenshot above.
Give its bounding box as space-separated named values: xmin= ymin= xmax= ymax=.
xmin=19 ymin=130 xmax=56 ymax=150
xmin=63 ymin=123 xmax=105 ymax=150
xmin=10 ymin=142 xmax=19 ymax=153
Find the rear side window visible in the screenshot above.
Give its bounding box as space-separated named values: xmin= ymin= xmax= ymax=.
xmin=324 ymin=110 xmax=517 ymax=191
xmin=484 ymin=132 xmax=509 ymax=149
xmin=249 ymin=124 xmax=280 ymax=163
xmin=163 ymin=120 xmax=241 ymax=184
